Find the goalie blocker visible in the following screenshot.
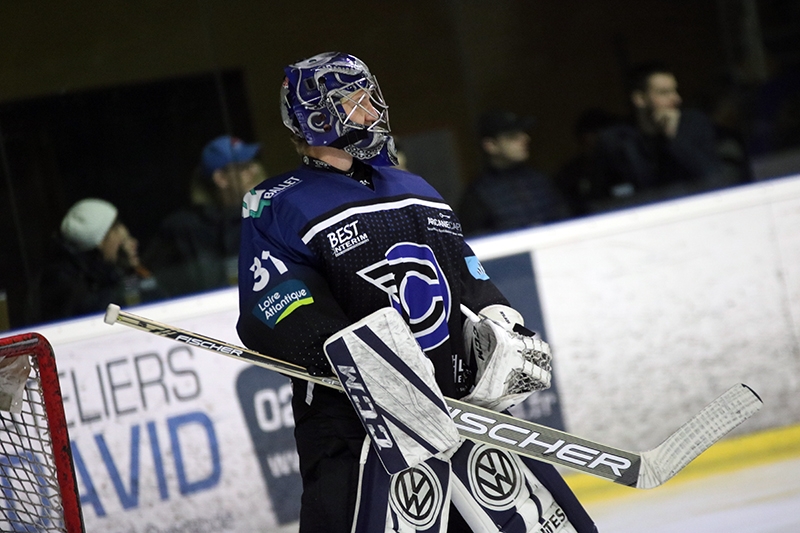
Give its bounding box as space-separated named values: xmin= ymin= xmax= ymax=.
xmin=323 ymin=307 xmax=461 ymax=474
xmin=322 ymin=303 xmax=555 ymax=474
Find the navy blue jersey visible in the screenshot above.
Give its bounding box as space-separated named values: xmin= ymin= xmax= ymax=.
xmin=236 ymin=162 xmax=507 ymax=401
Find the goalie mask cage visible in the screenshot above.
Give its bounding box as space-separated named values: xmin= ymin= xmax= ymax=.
xmin=0 ymin=332 xmax=84 ymax=532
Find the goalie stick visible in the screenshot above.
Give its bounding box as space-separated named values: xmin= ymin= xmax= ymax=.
xmin=103 ymin=303 xmax=761 ymax=489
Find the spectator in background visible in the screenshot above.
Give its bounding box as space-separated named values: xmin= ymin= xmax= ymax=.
xmin=457 ymin=110 xmax=570 ymax=236
xmin=590 ymin=62 xmax=726 ymax=211
xmin=36 ymin=198 xmax=162 ymax=322
xmin=554 ymin=108 xmax=619 ymax=216
xmin=143 ymin=135 xmax=267 ymax=297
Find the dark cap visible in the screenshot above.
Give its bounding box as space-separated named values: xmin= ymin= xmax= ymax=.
xmin=479 ymin=110 xmax=535 ymax=139
xmin=201 ymin=135 xmax=261 ymax=177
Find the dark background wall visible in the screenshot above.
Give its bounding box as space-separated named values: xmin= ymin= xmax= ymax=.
xmin=1 ymin=0 xmax=797 ymax=329
xmin=0 ymin=1 xmax=731 ymax=177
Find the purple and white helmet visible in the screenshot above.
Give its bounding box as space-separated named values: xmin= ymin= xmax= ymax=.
xmin=280 ymin=52 xmax=398 ymax=167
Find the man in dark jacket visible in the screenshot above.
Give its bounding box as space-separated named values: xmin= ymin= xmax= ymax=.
xmin=458 ymin=111 xmax=570 ymax=237
xmin=590 ymin=62 xmax=725 ymax=211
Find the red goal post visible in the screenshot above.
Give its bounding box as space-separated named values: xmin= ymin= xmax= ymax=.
xmin=0 ymin=332 xmax=85 ymax=532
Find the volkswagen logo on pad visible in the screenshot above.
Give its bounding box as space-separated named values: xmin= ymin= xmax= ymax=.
xmin=467 ymin=444 xmax=523 ymax=511
xmin=389 ymin=462 xmax=443 ymax=528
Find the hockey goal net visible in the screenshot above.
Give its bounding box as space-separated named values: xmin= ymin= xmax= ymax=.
xmin=0 ymin=332 xmax=84 ymax=532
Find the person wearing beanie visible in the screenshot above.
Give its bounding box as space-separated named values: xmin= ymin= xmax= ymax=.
xmin=35 ymin=198 xmax=163 ymax=322
xmin=143 ymin=135 xmax=267 ymax=297
xmin=59 ymin=198 xmax=119 ymax=252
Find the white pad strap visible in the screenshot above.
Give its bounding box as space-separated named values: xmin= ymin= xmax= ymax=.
xmin=324 ymin=307 xmax=460 ymax=474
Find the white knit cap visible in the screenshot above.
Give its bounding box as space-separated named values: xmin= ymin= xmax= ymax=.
xmin=60 ymin=198 xmax=118 ymax=251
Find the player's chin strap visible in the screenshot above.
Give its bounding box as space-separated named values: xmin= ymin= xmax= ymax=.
xmin=461 ymin=304 xmax=552 ymax=412
xmin=328 ymin=129 xmax=399 ymax=167
xmin=328 ymin=128 xmax=370 ymax=149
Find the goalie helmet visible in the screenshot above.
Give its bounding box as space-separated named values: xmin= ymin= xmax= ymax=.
xmin=280 ymin=51 xmax=398 ymax=167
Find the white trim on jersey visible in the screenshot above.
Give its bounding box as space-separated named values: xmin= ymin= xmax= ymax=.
xmin=301 ymin=197 xmax=452 ymax=244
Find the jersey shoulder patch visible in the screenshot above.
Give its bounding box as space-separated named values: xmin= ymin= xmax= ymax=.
xmin=242 ymin=173 xmax=304 ymax=219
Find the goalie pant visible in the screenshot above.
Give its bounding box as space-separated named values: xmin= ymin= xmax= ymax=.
xmin=351 ymin=438 xmax=597 ymax=533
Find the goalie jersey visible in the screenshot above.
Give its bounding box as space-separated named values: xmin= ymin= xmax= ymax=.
xmin=235 ymin=159 xmax=597 ymax=533
xmin=236 ymin=159 xmax=508 ymax=408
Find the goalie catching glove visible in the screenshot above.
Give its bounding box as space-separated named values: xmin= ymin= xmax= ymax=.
xmin=461 ymin=304 xmax=552 ymax=412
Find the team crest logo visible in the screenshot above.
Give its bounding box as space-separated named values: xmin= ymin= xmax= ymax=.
xmin=467 ymin=445 xmax=523 ymax=511
xmin=357 ymin=242 xmax=451 ymax=351
xmin=388 ymin=462 xmax=443 ymax=529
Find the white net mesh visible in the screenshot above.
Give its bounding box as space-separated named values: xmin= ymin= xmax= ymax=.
xmin=1 ymin=346 xmax=69 ymax=532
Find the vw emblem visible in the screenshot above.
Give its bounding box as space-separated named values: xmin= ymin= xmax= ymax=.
xmin=467 ymin=444 xmax=523 ymax=511
xmin=388 ymin=462 xmax=443 ymax=528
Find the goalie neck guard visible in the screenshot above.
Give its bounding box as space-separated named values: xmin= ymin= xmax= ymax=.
xmin=281 ymin=51 xmax=398 ymax=167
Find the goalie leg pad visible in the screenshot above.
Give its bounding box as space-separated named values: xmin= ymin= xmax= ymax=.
xmin=449 ymin=441 xmax=578 ymax=533
xmin=352 ymin=437 xmax=453 ymax=533
xmin=324 ymin=307 xmax=461 ymax=474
